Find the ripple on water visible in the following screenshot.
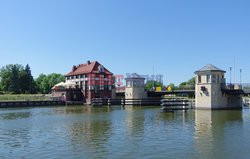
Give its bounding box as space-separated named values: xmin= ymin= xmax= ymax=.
xmin=0 ymin=107 xmax=250 ymax=159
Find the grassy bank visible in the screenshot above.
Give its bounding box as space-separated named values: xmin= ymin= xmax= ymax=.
xmin=0 ymin=94 xmax=51 ymax=101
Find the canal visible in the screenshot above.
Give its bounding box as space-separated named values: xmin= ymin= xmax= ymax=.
xmin=0 ymin=106 xmax=250 ymax=159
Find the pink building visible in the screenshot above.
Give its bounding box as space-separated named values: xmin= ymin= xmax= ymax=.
xmin=63 ymin=61 xmax=115 ymax=103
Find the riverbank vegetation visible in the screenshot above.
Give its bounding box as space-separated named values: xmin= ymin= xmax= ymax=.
xmin=0 ymin=94 xmax=51 ymax=101
xmin=0 ymin=64 xmax=65 ymax=95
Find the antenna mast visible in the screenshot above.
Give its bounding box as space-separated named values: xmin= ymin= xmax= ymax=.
xmin=234 ymin=56 xmax=236 ymax=83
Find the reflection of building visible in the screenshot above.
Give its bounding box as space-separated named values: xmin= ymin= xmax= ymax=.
xmin=194 ymin=110 xmax=242 ymax=157
xmin=195 ymin=110 xmax=243 ymax=134
xmin=195 ymin=64 xmax=243 ymax=109
xmin=53 ymin=61 xmax=115 ymax=103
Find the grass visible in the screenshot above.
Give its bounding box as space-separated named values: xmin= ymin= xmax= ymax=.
xmin=0 ymin=94 xmax=51 ymax=101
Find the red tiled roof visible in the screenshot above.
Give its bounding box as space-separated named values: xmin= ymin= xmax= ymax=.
xmin=65 ymin=61 xmax=113 ymax=76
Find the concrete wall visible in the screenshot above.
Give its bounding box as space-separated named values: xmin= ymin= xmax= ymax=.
xmin=125 ymin=87 xmax=147 ymax=99
xmin=226 ymin=94 xmax=242 ymax=109
xmin=195 ymin=83 xmax=212 ymax=109
xmin=211 ymin=84 xmax=227 ymax=109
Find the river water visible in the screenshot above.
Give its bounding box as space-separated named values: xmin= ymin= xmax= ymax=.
xmin=0 ymin=106 xmax=249 ymax=159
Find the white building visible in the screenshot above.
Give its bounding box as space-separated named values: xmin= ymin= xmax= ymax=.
xmin=195 ymin=64 xmax=243 ymax=109
xmin=125 ymin=73 xmax=147 ymax=100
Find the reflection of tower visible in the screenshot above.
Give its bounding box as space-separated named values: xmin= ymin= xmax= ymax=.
xmin=194 ymin=110 xmax=214 ymax=158
xmin=124 ymin=107 xmax=145 ymax=137
xmin=195 ymin=110 xmax=213 ymax=138
xmin=194 ymin=110 xmax=243 ymax=158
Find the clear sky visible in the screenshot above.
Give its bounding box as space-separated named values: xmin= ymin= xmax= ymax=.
xmin=0 ymin=0 xmax=249 ymax=85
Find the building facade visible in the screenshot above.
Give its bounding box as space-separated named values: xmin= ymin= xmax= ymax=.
xmin=125 ymin=73 xmax=147 ymax=100
xmin=195 ymin=64 xmax=243 ymax=109
xmin=64 ymin=61 xmax=115 ymax=104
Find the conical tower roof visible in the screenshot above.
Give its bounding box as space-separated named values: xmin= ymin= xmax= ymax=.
xmin=195 ymin=64 xmax=225 ymax=74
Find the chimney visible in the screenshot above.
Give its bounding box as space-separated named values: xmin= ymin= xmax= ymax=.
xmin=72 ymin=65 xmax=77 ymax=72
xmin=87 ymin=60 xmax=91 ymax=65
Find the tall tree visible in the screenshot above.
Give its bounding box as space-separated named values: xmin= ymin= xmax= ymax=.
xmin=19 ymin=64 xmax=35 ymax=93
xmin=8 ymin=65 xmax=20 ymax=93
xmin=0 ymin=65 xmax=12 ymax=91
xmin=0 ymin=64 xmax=37 ymax=94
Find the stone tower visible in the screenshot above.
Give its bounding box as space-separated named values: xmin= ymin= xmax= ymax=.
xmin=125 ymin=73 xmax=147 ymax=99
xmin=195 ymin=64 xmax=242 ymax=109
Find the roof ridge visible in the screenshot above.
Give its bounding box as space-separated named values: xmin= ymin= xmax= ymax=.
xmin=65 ymin=61 xmax=113 ymax=76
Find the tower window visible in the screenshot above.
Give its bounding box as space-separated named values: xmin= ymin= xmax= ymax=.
xmin=212 ymin=75 xmax=216 ymax=83
xmin=206 ymin=75 xmax=211 ymax=83
xmin=198 ymin=76 xmax=201 ymax=83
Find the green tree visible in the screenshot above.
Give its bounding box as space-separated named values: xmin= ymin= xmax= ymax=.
xmin=35 ymin=73 xmax=65 ymax=94
xmin=0 ymin=65 xmax=12 ymax=91
xmin=19 ymin=64 xmax=36 ymax=93
xmin=0 ymin=83 xmax=2 ymax=91
xmin=0 ymin=64 xmax=37 ymax=94
xmin=35 ymin=74 xmax=47 ymax=93
xmin=0 ymin=64 xmax=23 ymax=93
xmin=8 ymin=65 xmax=20 ymax=93
xmin=145 ymin=80 xmax=163 ymax=91
xmin=167 ymin=83 xmax=177 ymax=90
xmin=178 ymin=77 xmax=195 ymax=90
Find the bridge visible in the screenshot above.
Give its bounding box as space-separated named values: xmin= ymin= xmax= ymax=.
xmin=148 ymin=87 xmax=250 ymax=97
xmin=115 ymin=89 xmax=195 ymax=98
xmin=147 ymin=90 xmax=195 ymax=97
xmin=116 ymin=84 xmax=250 ymax=98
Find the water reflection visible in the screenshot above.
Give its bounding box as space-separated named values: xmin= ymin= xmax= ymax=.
xmin=53 ymin=106 xmax=112 ymax=115
xmin=0 ymin=111 xmax=31 ymax=120
xmin=68 ymin=120 xmax=112 ymax=156
xmin=194 ymin=110 xmax=243 ymax=158
xmin=195 ymin=110 xmax=243 ymax=137
xmin=62 ymin=107 xmax=113 ymax=158
xmin=0 ymin=106 xmax=249 ymax=159
xmin=124 ymin=106 xmax=145 ymax=137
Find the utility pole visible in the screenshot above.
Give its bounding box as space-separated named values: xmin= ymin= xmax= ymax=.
xmin=230 ymin=67 xmax=232 ymax=85
xmin=234 ymin=56 xmax=236 ymax=83
xmin=240 ymin=69 xmax=242 ymax=85
xmin=152 ymin=65 xmax=155 ymax=91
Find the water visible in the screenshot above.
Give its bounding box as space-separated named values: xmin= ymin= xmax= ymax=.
xmin=0 ymin=106 xmax=250 ymax=159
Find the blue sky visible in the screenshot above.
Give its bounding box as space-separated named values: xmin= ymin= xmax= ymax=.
xmin=0 ymin=0 xmax=249 ymax=85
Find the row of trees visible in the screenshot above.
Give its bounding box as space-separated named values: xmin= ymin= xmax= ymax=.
xmin=168 ymin=77 xmax=195 ymax=90
xmin=145 ymin=77 xmax=195 ymax=91
xmin=35 ymin=73 xmax=65 ymax=94
xmin=0 ymin=64 xmax=65 ymax=94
